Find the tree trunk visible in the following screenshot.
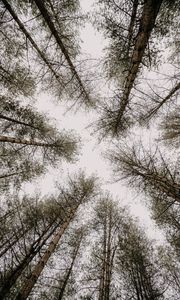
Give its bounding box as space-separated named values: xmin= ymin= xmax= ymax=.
xmin=0 ymin=135 xmax=51 ymax=148
xmin=127 ymin=0 xmax=139 ymax=53
xmin=0 ymin=220 xmax=59 ymax=299
xmin=1 ymin=0 xmax=61 ymax=83
xmin=98 ymin=217 xmax=107 ymax=300
xmin=15 ymin=209 xmax=77 ymax=300
xmin=57 ymin=238 xmax=82 ymax=300
xmin=33 ymin=0 xmax=90 ymax=103
xmin=116 ymin=0 xmax=163 ymax=131
xmin=104 ymin=211 xmax=112 ymax=300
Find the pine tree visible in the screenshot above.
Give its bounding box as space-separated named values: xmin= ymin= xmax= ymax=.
xmin=1 ymin=0 xmax=93 ymax=107
xmin=12 ymin=172 xmax=97 ymax=300
xmin=0 ymin=95 xmax=78 ymax=193
xmin=94 ymin=0 xmax=180 ymax=136
xmin=116 ymin=221 xmax=165 ymax=300
xmin=107 ymin=144 xmax=180 ymax=254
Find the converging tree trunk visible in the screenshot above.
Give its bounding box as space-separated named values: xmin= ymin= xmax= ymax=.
xmin=57 ymin=236 xmax=82 ymax=300
xmin=0 ymin=219 xmax=59 ymax=299
xmin=16 ymin=208 xmax=77 ymax=300
xmin=115 ymin=0 xmax=163 ymax=133
xmin=33 ymin=0 xmax=90 ymax=102
xmin=1 ymin=0 xmax=61 ymax=83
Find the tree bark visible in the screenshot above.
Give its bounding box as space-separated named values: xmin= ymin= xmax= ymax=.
xmin=0 ymin=220 xmax=59 ymax=299
xmin=16 ymin=209 xmax=76 ymax=300
xmin=33 ymin=0 xmax=90 ymax=103
xmin=104 ymin=210 xmax=112 ymax=300
xmin=115 ymin=0 xmax=163 ymax=132
xmin=0 ymin=135 xmax=51 ymax=148
xmin=98 ymin=217 xmax=107 ymax=300
xmin=1 ymin=0 xmax=61 ymax=83
xmin=127 ymin=0 xmax=139 ymax=53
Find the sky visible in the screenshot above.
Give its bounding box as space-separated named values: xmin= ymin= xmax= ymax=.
xmin=23 ymin=0 xmax=166 ymax=243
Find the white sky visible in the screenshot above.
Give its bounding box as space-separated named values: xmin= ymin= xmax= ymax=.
xmin=23 ymin=0 xmax=166 ymax=243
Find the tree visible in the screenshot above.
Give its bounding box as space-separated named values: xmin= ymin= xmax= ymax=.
xmin=13 ymin=172 xmax=97 ymax=300
xmin=94 ymin=0 xmax=180 ymax=136
xmin=158 ymin=246 xmax=180 ymax=299
xmin=107 ymin=144 xmax=180 ymax=253
xmin=1 ymin=0 xmax=93 ymax=107
xmin=0 ymin=95 xmax=78 ymax=192
xmin=38 ymin=226 xmax=86 ymax=300
xmin=0 ymin=1 xmax=36 ymax=97
xmin=108 ymin=144 xmax=180 ymax=204
xmin=116 ymin=221 xmax=165 ymax=300
xmin=0 ymin=194 xmax=65 ymax=299
xmin=80 ymin=197 xmax=123 ymax=300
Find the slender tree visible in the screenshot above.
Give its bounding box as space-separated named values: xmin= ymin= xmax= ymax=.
xmin=1 ymin=0 xmax=93 ymax=107
xmin=95 ymin=0 xmax=180 ymax=136
xmin=116 ymin=221 xmax=165 ymax=300
xmin=158 ymin=246 xmax=180 ymax=299
xmin=0 ymin=96 xmax=78 ymax=192
xmin=80 ymin=197 xmax=122 ymax=300
xmin=14 ymin=172 xmax=97 ymax=300
xmin=107 ymin=144 xmax=180 ymax=253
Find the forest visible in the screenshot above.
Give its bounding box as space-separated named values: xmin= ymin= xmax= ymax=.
xmin=0 ymin=0 xmax=179 ymax=299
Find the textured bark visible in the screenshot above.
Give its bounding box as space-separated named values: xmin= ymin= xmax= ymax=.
xmin=33 ymin=0 xmax=90 ymax=102
xmin=1 ymin=0 xmax=61 ymax=82
xmin=116 ymin=0 xmax=163 ymax=131
xmin=16 ymin=210 xmax=76 ymax=300
xmin=0 ymin=220 xmax=58 ymax=299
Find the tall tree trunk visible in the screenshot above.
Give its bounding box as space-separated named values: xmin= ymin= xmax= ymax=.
xmin=98 ymin=217 xmax=107 ymax=300
xmin=15 ymin=208 xmax=77 ymax=300
xmin=33 ymin=0 xmax=90 ymax=103
xmin=57 ymin=237 xmax=82 ymax=300
xmin=127 ymin=0 xmax=139 ymax=53
xmin=115 ymin=0 xmax=163 ymax=132
xmin=0 ymin=135 xmax=52 ymax=148
xmin=1 ymin=0 xmax=61 ymax=83
xmin=104 ymin=211 xmax=112 ymax=300
xmin=0 ymin=220 xmax=59 ymax=299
